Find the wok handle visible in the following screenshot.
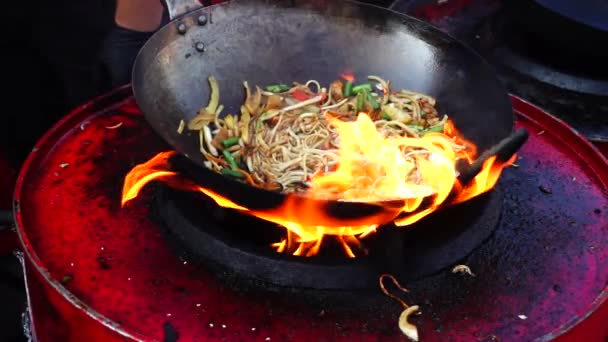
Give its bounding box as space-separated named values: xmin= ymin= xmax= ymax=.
xmin=163 ymin=0 xmax=205 ymax=20
xmin=457 ymin=128 xmax=529 ymax=186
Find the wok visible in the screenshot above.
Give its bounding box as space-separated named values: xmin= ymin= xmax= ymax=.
xmin=132 ymin=0 xmax=516 ymax=214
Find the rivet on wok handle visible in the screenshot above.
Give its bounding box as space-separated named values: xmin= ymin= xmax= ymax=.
xmin=197 ymin=14 xmax=208 ymax=26
xmin=177 ymin=22 xmax=187 ymax=34
xmin=458 ymin=129 xmax=529 ymax=186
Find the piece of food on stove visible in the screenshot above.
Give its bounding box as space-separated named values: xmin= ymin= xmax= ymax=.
xmin=182 ymin=75 xmax=462 ymax=196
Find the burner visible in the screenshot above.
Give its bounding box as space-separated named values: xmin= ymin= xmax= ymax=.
xmin=12 ymin=87 xmax=608 ymax=341
xmin=156 ymin=183 xmax=502 ymax=290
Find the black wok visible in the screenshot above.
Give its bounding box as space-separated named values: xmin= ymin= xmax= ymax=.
xmin=132 ymin=0 xmax=515 ymax=215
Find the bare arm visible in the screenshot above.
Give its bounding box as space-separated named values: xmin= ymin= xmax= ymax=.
xmin=115 ymin=0 xmax=165 ymax=32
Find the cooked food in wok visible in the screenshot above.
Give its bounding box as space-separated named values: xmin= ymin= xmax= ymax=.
xmin=179 ymin=75 xmax=466 ymax=196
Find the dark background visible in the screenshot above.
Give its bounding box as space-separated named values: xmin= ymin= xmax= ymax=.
xmin=3 ymin=1 xmax=116 ymax=165
xmin=1 ymin=2 xmax=117 ymax=340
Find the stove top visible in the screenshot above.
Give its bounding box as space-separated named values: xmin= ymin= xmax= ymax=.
xmin=13 ymin=86 xmax=608 ymax=341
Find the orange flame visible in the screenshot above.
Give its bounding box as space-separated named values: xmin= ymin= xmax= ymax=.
xmin=340 ymin=72 xmax=355 ymax=83
xmin=121 ymin=152 xmax=176 ymax=207
xmin=122 ymin=114 xmax=513 ymax=257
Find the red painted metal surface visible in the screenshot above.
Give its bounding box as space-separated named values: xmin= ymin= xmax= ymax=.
xmin=13 ymin=86 xmax=608 ymax=341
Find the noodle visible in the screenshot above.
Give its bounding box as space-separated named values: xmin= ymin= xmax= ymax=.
xmin=184 ymin=75 xmax=466 ymax=194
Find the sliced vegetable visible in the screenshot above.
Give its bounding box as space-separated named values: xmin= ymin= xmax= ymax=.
xmin=244 ymin=82 xmax=263 ymax=115
xmin=221 ymin=168 xmax=244 ymax=178
xmin=210 ymin=127 xmax=229 ymax=150
xmin=188 ymin=111 xmax=215 ymax=130
xmin=177 ymin=119 xmax=185 ymax=134
xmin=407 ymin=124 xmax=425 ymax=131
xmin=239 ymin=106 xmax=251 ymax=143
xmin=205 ymin=76 xmax=220 ymax=114
xmin=222 ymin=137 xmax=239 ymax=148
xmin=265 ymin=84 xmax=291 ymax=93
xmin=421 ymin=123 xmax=445 ymax=135
xmin=303 ymin=105 xmax=321 ymax=114
xmin=291 ymin=88 xmax=312 ymax=101
xmin=320 ymin=90 xmax=328 ymax=103
xmin=264 ymin=94 xmax=283 ymax=110
xmin=260 ymin=109 xmax=281 ymax=121
xmin=366 ymin=91 xmax=380 ymax=110
xmin=224 ymin=114 xmax=235 ymax=130
xmin=352 ymin=83 xmax=372 ymax=94
xmin=356 ymin=92 xmax=365 ymax=113
xmin=329 ymin=80 xmax=344 ymax=101
xmin=223 ymin=149 xmax=238 ymax=170
xmin=344 ymin=81 xmax=353 ymax=97
xmin=202 ymin=125 xmax=218 ymax=156
xmin=381 ymin=104 xmax=413 ymax=124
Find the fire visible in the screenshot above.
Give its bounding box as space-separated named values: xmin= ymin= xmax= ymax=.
xmin=122 ymin=152 xmax=176 ymax=206
xmin=122 ymin=114 xmax=513 ymax=258
xmin=340 ymin=72 xmax=355 ymax=83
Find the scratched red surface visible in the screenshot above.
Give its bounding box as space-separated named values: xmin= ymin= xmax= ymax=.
xmin=14 ymin=86 xmax=608 ymax=341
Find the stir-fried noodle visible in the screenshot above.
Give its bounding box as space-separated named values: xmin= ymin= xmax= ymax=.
xmin=180 ymin=75 xmax=467 ymax=198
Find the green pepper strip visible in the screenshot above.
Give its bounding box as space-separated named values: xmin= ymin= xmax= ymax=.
xmin=367 ymin=91 xmax=380 ymax=110
xmin=407 ymin=125 xmax=425 ymax=131
xmin=222 ymin=137 xmax=239 ymax=148
xmin=265 ymin=84 xmax=291 ymax=93
xmin=221 ymin=168 xmax=244 ymax=178
xmin=352 ymin=83 xmax=372 ymax=94
xmin=356 ymin=92 xmax=365 ymax=113
xmin=421 ymin=123 xmax=445 ymax=135
xmin=223 ymin=149 xmax=238 ymax=170
xmin=344 ymin=81 xmax=353 ymax=97
xmin=380 ymin=112 xmax=391 ymax=120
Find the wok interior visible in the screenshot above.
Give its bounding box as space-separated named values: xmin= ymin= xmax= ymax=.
xmin=132 ymin=0 xmax=513 ymax=196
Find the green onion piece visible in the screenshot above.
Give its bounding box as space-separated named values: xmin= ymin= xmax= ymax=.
xmin=222 ymin=149 xmax=238 ymax=170
xmin=421 ymin=123 xmax=445 ymax=135
xmin=265 ymin=84 xmax=291 ymax=93
xmin=222 ymin=137 xmax=239 ymax=148
xmin=367 ymin=91 xmax=380 ymax=110
xmin=344 ymin=81 xmax=353 ymax=97
xmin=420 ymin=110 xmax=427 ymax=117
xmin=380 ymin=112 xmax=391 ymax=120
xmin=221 ymin=168 xmax=244 ymax=178
xmin=356 ymin=92 xmax=365 ymax=113
xmin=407 ymin=125 xmax=425 ymax=131
xmin=352 ymin=83 xmax=372 ymax=94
